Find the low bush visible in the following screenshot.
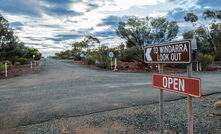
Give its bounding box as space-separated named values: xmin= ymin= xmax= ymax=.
xmin=18 ymin=57 xmax=28 ymax=64
xmin=215 ymin=48 xmax=221 ymax=61
xmin=199 ymin=53 xmax=214 ymax=71
xmin=84 ymin=55 xmax=96 ymax=65
xmin=0 ymin=62 xmax=13 ymax=72
xmin=0 ymin=62 xmax=4 ymax=72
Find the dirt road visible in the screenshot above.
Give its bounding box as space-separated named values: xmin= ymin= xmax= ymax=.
xmin=0 ymin=58 xmax=220 ymax=131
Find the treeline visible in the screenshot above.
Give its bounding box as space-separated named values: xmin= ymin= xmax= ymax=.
xmin=52 ymin=17 xmax=179 ymax=69
xmin=53 ymin=9 xmax=221 ymax=70
xmin=0 ymin=13 xmax=42 ymax=66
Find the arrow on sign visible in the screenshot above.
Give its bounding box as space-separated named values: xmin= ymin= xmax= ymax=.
xmin=146 ymin=48 xmax=152 ymax=61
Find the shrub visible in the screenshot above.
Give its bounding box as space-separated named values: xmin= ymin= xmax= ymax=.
xmin=18 ymin=57 xmax=28 ymax=64
xmin=199 ymin=53 xmax=214 ymax=71
xmin=95 ymin=46 xmax=111 ymax=69
xmin=215 ymin=48 xmax=221 ymax=61
xmin=84 ymin=55 xmax=96 ymax=65
xmin=0 ymin=62 xmax=13 ymax=72
xmin=0 ymin=62 xmax=4 ymax=72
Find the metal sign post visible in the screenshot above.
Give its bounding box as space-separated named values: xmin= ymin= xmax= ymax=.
xmin=109 ymin=52 xmax=114 ymax=70
xmin=187 ymin=63 xmax=193 ymax=134
xmin=147 ymin=39 xmax=200 ymax=134
xmin=158 ymin=64 xmax=164 ymax=134
xmin=111 ymin=57 xmax=112 ymax=70
xmin=5 ymin=62 xmax=7 ymax=77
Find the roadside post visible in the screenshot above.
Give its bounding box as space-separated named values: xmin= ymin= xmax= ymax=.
xmin=114 ymin=58 xmax=118 ymax=71
xmin=33 ymin=55 xmax=36 ymax=66
xmin=187 ymin=63 xmax=193 ymax=134
xmin=5 ymin=62 xmax=7 ymax=77
xmin=30 ymin=61 xmax=32 ymax=69
xmin=158 ymin=63 xmax=164 ymax=134
xmin=144 ymin=39 xmax=200 ymax=134
xmin=109 ymin=52 xmax=114 ymax=70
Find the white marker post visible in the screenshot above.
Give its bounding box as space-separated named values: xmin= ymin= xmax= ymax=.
xmin=5 ymin=62 xmax=7 ymax=77
xmin=30 ymin=61 xmax=32 ymax=69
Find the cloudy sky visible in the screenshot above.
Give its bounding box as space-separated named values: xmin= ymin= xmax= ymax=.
xmin=0 ymin=0 xmax=220 ymax=56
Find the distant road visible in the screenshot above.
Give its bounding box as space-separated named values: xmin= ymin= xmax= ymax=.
xmin=0 ymin=58 xmax=220 ymax=130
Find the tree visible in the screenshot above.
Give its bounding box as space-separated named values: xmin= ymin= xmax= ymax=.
xmin=184 ymin=10 xmax=221 ymax=55
xmin=95 ymin=45 xmax=110 ymax=68
xmin=84 ymin=36 xmax=100 ymax=47
xmin=183 ymin=30 xmax=195 ymax=39
xmin=0 ymin=13 xmax=42 ymax=64
xmin=71 ymin=36 xmax=100 ymax=60
xmin=25 ymin=47 xmax=42 ymax=60
xmin=116 ymin=16 xmax=179 ymax=62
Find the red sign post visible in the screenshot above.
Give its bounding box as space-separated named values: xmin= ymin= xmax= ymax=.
xmin=152 ymin=73 xmax=201 ymax=98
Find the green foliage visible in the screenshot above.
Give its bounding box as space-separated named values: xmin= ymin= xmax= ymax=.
xmin=184 ymin=10 xmax=221 ymax=56
xmin=0 ymin=62 xmax=13 ymax=72
xmin=25 ymin=47 xmax=42 ymax=60
xmin=199 ymin=53 xmax=214 ymax=70
xmin=54 ymin=36 xmax=100 ymax=61
xmin=95 ymin=45 xmax=110 ymax=69
xmin=0 ymin=39 xmax=27 ymax=64
xmin=0 ymin=62 xmax=4 ymax=72
xmin=48 ymin=56 xmax=59 ymax=59
xmin=0 ymin=13 xmax=41 ymax=64
xmin=183 ymin=30 xmax=194 ymax=39
xmin=215 ymin=48 xmax=221 ymax=61
xmin=116 ymin=16 xmax=178 ymax=63
xmin=84 ymin=55 xmax=96 ymax=65
xmin=184 ymin=13 xmax=198 ymax=23
xmin=203 ymin=10 xmax=216 ymax=20
xmin=119 ymin=46 xmax=143 ymax=62
xmin=18 ymin=57 xmax=28 ymax=64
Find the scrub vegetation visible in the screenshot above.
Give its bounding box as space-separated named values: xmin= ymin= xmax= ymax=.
xmin=53 ymin=9 xmax=221 ymax=71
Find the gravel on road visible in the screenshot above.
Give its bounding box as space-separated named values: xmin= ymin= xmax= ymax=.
xmin=4 ymin=93 xmax=221 ymax=134
xmin=0 ymin=59 xmax=221 ymax=134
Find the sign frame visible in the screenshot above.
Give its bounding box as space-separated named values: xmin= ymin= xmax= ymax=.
xmin=152 ymin=73 xmax=201 ymax=98
xmin=144 ymin=40 xmax=192 ymax=64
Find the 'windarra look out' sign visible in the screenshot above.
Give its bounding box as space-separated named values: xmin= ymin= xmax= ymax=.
xmin=144 ymin=40 xmax=194 ymax=63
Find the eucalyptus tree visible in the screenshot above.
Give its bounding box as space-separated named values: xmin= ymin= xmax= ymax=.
xmin=184 ymin=10 xmax=221 ymax=55
xmin=116 ymin=16 xmax=179 ymax=62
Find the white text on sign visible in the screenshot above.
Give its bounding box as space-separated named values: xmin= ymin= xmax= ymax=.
xmin=153 ymin=43 xmax=188 ymax=62
xmin=162 ymin=77 xmax=185 ymax=91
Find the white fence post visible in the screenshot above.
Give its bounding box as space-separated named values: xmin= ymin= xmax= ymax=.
xmin=5 ymin=62 xmax=7 ymax=77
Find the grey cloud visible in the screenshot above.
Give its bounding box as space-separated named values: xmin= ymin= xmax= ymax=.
xmin=166 ymin=7 xmax=207 ymax=22
xmin=196 ymin=0 xmax=221 ymax=8
xmin=97 ymin=15 xmax=131 ymax=28
xmin=55 ymin=34 xmax=83 ymax=40
xmin=93 ymin=30 xmax=116 ymax=38
xmin=0 ymin=0 xmax=42 ymax=17
xmin=0 ymin=0 xmax=84 ymax=17
xmin=10 ymin=21 xmax=24 ymax=30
